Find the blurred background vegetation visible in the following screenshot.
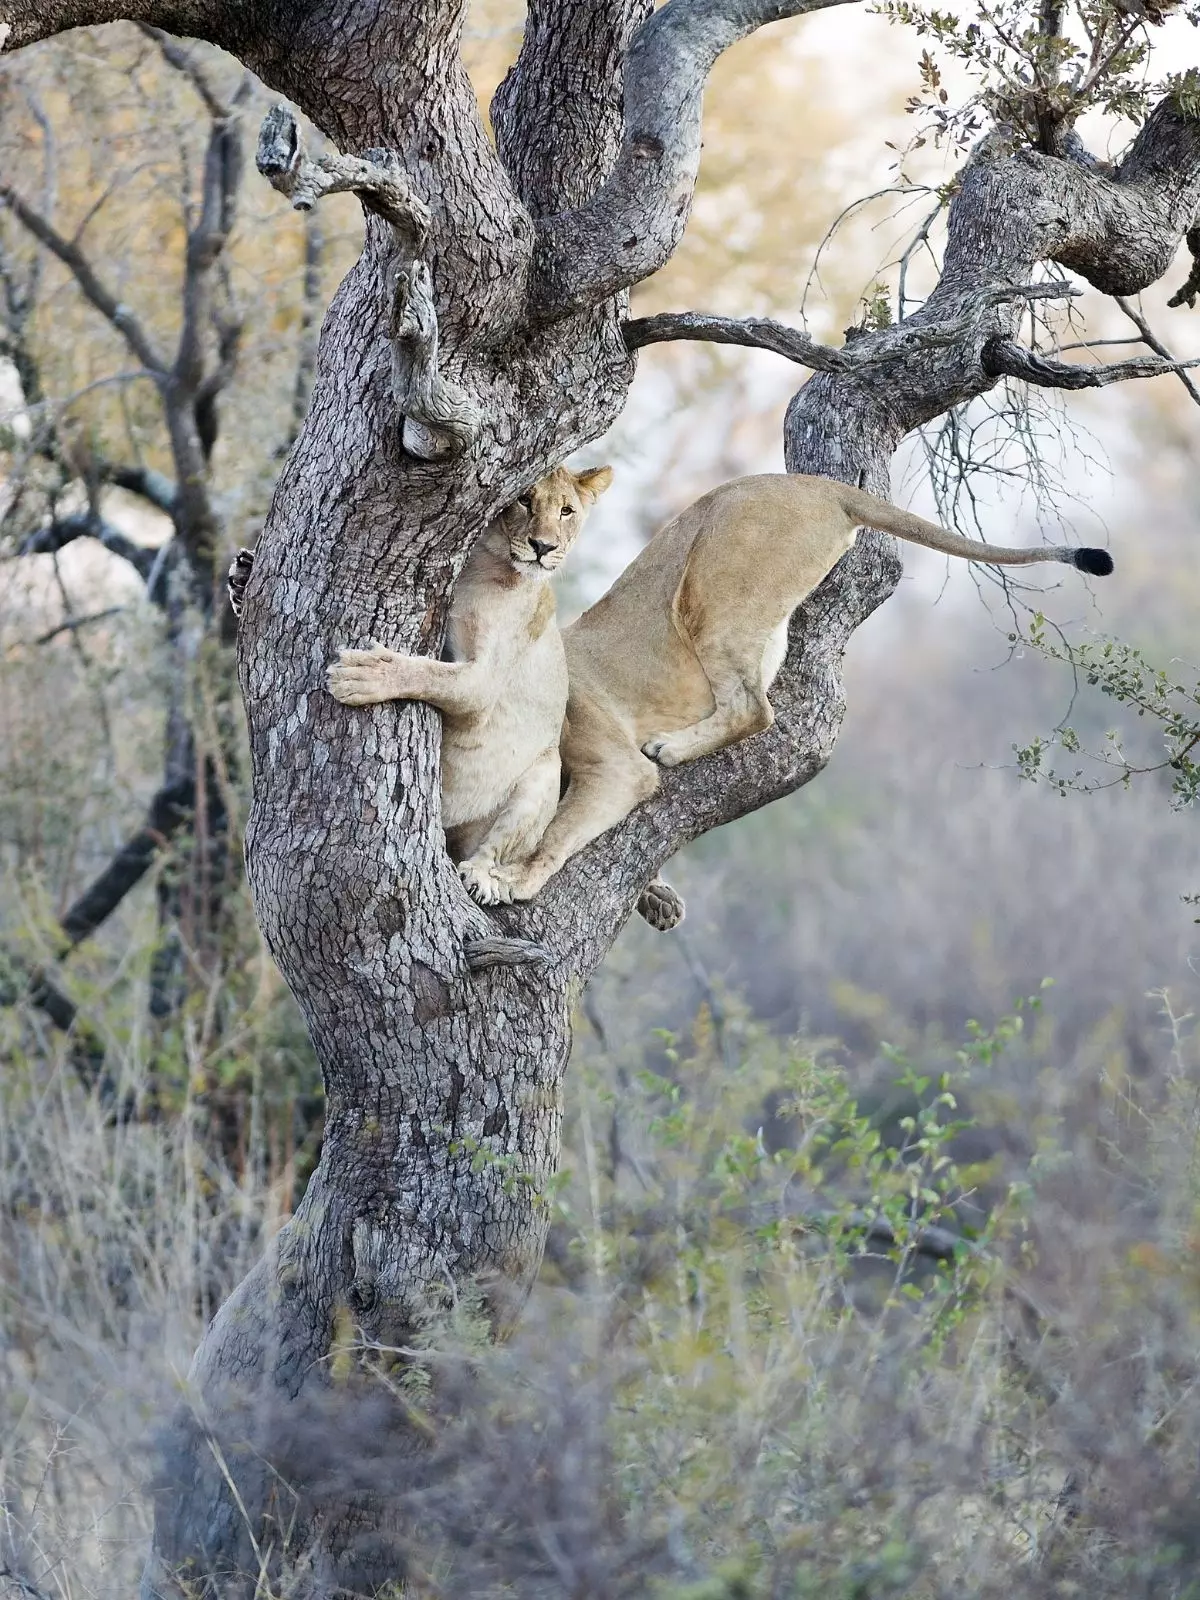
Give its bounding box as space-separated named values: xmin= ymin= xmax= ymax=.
xmin=2 ymin=4 xmax=1200 ymax=1596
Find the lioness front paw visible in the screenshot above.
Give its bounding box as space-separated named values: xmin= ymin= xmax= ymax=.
xmin=327 ymin=643 xmax=405 ymax=706
xmin=458 ymin=856 xmax=518 ymax=907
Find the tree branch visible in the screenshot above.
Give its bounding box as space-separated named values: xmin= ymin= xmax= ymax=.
xmin=624 ymin=284 xmax=1082 ymax=370
xmin=1114 ymin=293 xmax=1200 ymax=408
xmin=58 ymin=774 xmax=195 ymax=946
xmin=529 ymin=0 xmax=860 ymax=320
xmin=983 ymin=335 xmax=1200 ymax=388
xmin=0 ymin=2 xmax=227 ymax=50
xmin=0 ymin=183 xmax=167 ymax=373
xmin=136 ymin=21 xmax=237 ymax=120
xmin=255 ymin=103 xmax=429 ymax=245
xmin=34 ymin=605 xmax=124 ymax=644
xmin=1167 ymin=221 xmax=1200 ymax=308
xmin=103 ymin=461 xmax=177 ymax=512
xmin=624 ymin=310 xmax=851 ymax=370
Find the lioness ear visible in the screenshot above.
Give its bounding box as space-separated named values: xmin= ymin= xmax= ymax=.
xmin=574 ymin=465 xmax=613 ymax=502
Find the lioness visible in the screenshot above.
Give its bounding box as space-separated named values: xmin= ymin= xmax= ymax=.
xmin=325 ymin=465 xmax=611 ymax=905
xmin=494 ymin=472 xmax=1114 ymax=905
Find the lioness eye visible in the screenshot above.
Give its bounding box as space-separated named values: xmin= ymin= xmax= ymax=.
xmin=560 ymin=505 xmax=574 ymax=518
xmin=517 ymin=495 xmax=532 ymax=512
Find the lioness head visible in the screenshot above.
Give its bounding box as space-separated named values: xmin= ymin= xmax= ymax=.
xmin=500 ymin=464 xmax=613 ymax=574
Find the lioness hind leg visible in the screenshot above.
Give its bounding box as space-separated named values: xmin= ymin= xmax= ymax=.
xmin=642 ymin=630 xmax=776 ymax=769
xmin=458 ymin=747 xmax=560 ymax=907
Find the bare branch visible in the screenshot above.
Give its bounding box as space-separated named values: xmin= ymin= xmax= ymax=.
xmin=0 ymin=3 xmax=224 ymax=50
xmin=34 ymin=605 xmax=124 ymax=644
xmin=103 ymin=461 xmax=177 ymax=511
xmin=983 ymin=335 xmax=1200 ymax=389
xmin=59 ymin=774 xmax=195 ymax=946
xmin=137 ymin=21 xmax=240 ymax=119
xmin=1113 ymin=293 xmax=1200 ymax=408
xmin=255 ymin=103 xmax=429 ymax=248
xmin=0 ymin=184 xmax=167 ymax=373
xmin=529 ymin=0 xmax=860 ymax=320
xmin=624 ymin=284 xmax=1082 ymax=371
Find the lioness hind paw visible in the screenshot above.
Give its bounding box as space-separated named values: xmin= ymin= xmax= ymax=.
xmin=227 ymin=548 xmax=255 ymax=618
xmin=641 ymin=734 xmax=684 ymax=769
xmin=636 ymin=877 xmax=685 ymax=932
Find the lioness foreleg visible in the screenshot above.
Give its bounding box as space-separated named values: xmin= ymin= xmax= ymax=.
xmin=328 ymin=644 xmax=496 ymax=716
xmin=504 ymin=750 xmax=659 ymax=902
xmin=458 ymin=747 xmax=560 ymax=907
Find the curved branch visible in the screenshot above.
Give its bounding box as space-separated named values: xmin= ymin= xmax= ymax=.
xmin=529 ymin=0 xmax=860 ymax=320
xmin=255 ymin=103 xmax=430 ymax=248
xmin=492 ymin=0 xmax=651 ymax=216
xmin=983 ymin=336 xmax=1200 ymax=388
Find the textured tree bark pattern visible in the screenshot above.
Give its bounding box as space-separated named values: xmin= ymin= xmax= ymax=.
xmin=6 ymin=1 xmax=1200 ymax=1591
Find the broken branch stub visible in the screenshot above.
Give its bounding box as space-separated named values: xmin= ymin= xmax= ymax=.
xmin=389 ymin=258 xmax=482 ymax=460
xmin=255 ymin=105 xmax=478 ymax=459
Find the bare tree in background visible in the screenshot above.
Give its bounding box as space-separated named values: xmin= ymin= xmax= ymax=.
xmin=4 ymin=0 xmax=1200 ymax=1590
xmin=0 ymin=33 xmax=325 ymax=1071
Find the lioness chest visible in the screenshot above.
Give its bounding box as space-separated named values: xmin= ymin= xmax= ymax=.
xmin=440 ymin=587 xmax=566 ymax=832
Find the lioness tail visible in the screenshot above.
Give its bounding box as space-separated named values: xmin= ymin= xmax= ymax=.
xmin=839 ymin=486 xmax=1113 ymax=576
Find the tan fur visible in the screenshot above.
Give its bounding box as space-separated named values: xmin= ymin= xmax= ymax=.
xmin=326 ymin=464 xmax=612 ymax=905
xmin=503 ymin=472 xmax=1111 ymax=902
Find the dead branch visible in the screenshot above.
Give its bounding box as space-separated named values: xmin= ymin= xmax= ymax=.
xmin=256 ymin=102 xmax=478 ymax=460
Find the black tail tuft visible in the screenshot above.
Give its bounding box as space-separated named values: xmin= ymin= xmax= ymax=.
xmin=1073 ymin=547 xmax=1114 ymax=577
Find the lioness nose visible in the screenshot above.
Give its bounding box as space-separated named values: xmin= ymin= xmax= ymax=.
xmin=530 ymin=538 xmax=555 ymax=559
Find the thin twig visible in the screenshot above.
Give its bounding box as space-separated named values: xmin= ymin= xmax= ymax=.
xmin=1113 ymin=295 xmax=1200 ymax=408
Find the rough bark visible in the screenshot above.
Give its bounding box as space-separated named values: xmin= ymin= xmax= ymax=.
xmin=6 ymin=2 xmax=1200 ymax=1594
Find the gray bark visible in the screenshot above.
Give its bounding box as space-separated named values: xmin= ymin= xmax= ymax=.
xmin=5 ymin=1 xmax=1200 ymax=1593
